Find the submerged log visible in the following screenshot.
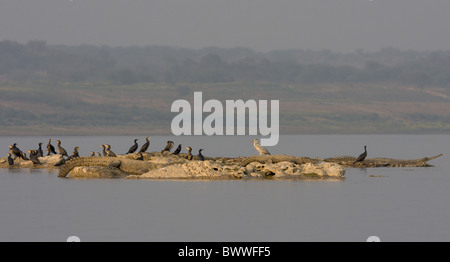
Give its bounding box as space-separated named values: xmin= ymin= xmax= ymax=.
xmin=324 ymin=154 xmax=443 ymax=167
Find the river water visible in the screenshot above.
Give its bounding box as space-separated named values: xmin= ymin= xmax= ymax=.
xmin=0 ymin=135 xmax=449 ymax=242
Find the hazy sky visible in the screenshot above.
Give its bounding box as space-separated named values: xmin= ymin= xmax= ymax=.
xmin=1 ymin=0 xmax=449 ymax=52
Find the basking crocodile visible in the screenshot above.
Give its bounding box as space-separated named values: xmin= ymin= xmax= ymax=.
xmin=324 ymin=154 xmax=443 ymax=167
xmin=239 ymin=155 xmax=319 ymax=167
xmin=238 ymin=154 xmax=443 ymax=168
xmin=58 ymin=157 xmax=158 ymax=178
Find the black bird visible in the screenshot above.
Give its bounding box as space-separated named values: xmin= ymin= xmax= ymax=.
xmin=96 ymin=153 xmax=102 ymax=157
xmin=106 ymin=145 xmax=117 ymax=157
xmin=67 ymin=147 xmax=80 ymax=160
xmin=186 ymin=147 xmax=193 ymax=160
xmin=353 ymin=146 xmax=368 ymax=164
xmin=172 ymin=144 xmax=182 ymax=155
xmin=73 ymin=147 xmax=80 ymax=158
xmin=101 ymin=145 xmax=107 ymax=156
xmin=136 ymin=152 xmax=144 ymax=161
xmin=161 ymin=141 xmax=174 ymax=153
xmin=47 ymin=139 xmax=57 ymax=155
xmin=21 ymin=152 xmax=29 ymax=161
xmin=139 ymin=137 xmax=150 ymax=153
xmin=90 ymin=152 xmax=95 ymax=157
xmin=126 ymin=139 xmax=139 ymax=154
xmin=7 ymin=153 xmax=14 ymax=167
xmin=28 ymin=150 xmax=41 ymax=165
xmin=197 ymin=149 xmax=205 ymax=161
xmin=9 ymin=145 xmax=22 ymax=159
xmin=56 ymin=140 xmax=68 ymax=157
xmin=37 ymin=143 xmax=44 ymax=158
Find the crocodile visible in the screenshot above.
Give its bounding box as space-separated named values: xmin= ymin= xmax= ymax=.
xmin=324 ymin=154 xmax=443 ymax=167
xmin=58 ymin=157 xmax=159 ymax=178
xmin=238 ymin=154 xmax=443 ymax=168
xmin=239 ymin=155 xmax=319 ymax=167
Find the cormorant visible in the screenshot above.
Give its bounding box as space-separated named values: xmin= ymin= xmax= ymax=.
xmin=353 ymin=146 xmax=367 ymax=164
xmin=126 ymin=139 xmax=139 ymax=154
xmin=7 ymin=153 xmax=14 ymax=167
xmin=21 ymin=152 xmax=30 ymax=161
xmin=47 ymin=139 xmax=57 ymax=155
xmin=37 ymin=143 xmax=44 ymax=157
xmin=96 ymin=153 xmax=102 ymax=157
xmin=73 ymin=147 xmax=80 ymax=158
xmin=28 ymin=150 xmax=41 ymax=165
xmin=172 ymin=144 xmax=182 ymax=155
xmin=197 ymin=149 xmax=205 ymax=161
xmin=139 ymin=137 xmax=150 ymax=153
xmin=101 ymin=145 xmax=107 ymax=156
xmin=253 ymin=139 xmax=271 ymax=156
xmin=90 ymin=152 xmax=95 ymax=157
xmin=186 ymin=147 xmax=193 ymax=160
xmin=106 ymin=145 xmax=117 ymax=157
xmin=136 ymin=152 xmax=144 ymax=161
xmin=67 ymin=147 xmax=80 ymax=160
xmin=9 ymin=145 xmax=21 ymax=159
xmin=56 ymin=140 xmax=68 ymax=157
xmin=161 ymin=141 xmax=174 ymax=153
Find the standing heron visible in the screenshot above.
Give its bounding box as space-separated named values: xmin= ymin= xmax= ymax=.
xmin=253 ymin=139 xmax=271 ymax=156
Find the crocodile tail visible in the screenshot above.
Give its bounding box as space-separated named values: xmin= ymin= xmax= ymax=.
xmin=58 ymin=157 xmax=115 ymax=178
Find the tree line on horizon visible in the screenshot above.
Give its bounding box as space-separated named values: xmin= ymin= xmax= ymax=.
xmin=0 ymin=40 xmax=449 ymax=87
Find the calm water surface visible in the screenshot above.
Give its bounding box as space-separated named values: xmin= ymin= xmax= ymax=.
xmin=0 ymin=135 xmax=449 ymax=242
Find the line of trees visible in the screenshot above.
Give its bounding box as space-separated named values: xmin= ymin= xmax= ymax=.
xmin=1 ymin=40 xmax=449 ymax=87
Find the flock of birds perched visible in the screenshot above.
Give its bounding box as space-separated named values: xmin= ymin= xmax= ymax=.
xmin=5 ymin=137 xmax=369 ymax=167
xmin=5 ymin=137 xmax=208 ymax=167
